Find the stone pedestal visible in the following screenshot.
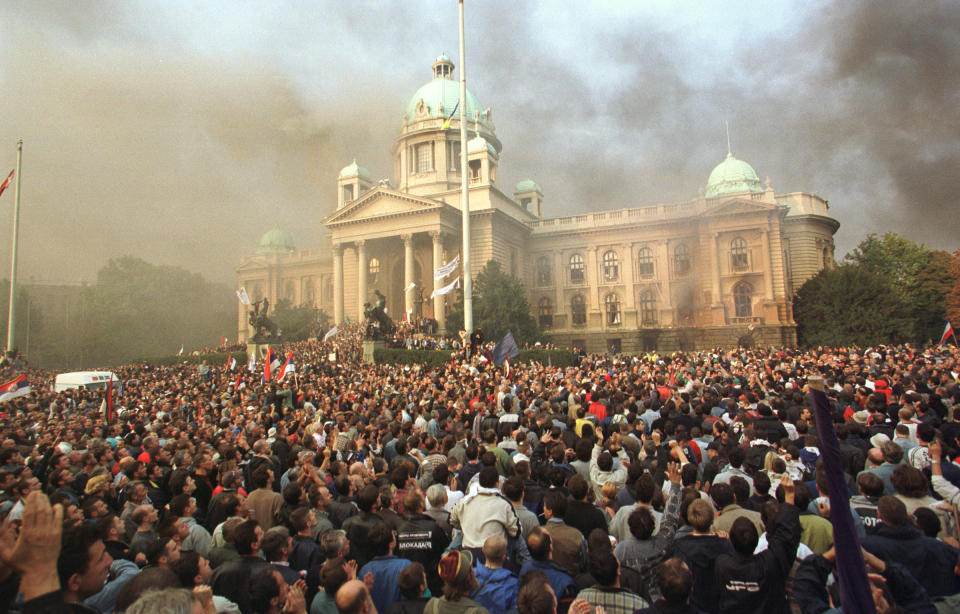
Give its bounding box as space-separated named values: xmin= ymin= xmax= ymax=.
xmin=362 ymin=340 xmax=384 ymax=364
xmin=247 ymin=343 xmax=270 ymax=362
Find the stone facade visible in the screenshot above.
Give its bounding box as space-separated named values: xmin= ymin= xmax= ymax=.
xmin=236 ymin=56 xmax=839 ymax=352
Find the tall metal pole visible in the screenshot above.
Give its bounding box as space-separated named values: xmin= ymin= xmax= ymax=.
xmin=6 ymin=140 xmax=23 ymax=353
xmin=458 ymin=0 xmax=473 ymax=335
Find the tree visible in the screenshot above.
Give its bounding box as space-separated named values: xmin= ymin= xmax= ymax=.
xmin=56 ymin=256 xmax=234 ymax=366
xmin=912 ymin=250 xmax=955 ymax=343
xmin=271 ymin=299 xmax=329 ymax=342
xmin=794 ymin=265 xmax=914 ymax=347
xmin=831 ymin=232 xmax=957 ymax=343
xmin=948 ymin=250 xmax=960 ymax=328
xmin=447 ymin=259 xmax=541 ymax=345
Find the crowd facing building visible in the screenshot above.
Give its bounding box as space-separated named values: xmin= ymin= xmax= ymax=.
xmin=237 ymin=55 xmax=839 ymax=352
xmin=0 ymin=334 xmax=958 ymax=613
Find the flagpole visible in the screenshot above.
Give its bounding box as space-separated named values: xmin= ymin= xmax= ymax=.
xmin=6 ymin=140 xmax=22 ymax=353
xmin=458 ymin=0 xmax=473 ymax=336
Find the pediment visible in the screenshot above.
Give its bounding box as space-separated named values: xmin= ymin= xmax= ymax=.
xmin=701 ymin=197 xmax=777 ymax=218
xmin=324 ymin=188 xmax=444 ymax=225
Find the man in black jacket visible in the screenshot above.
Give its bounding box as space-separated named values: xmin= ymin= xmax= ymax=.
xmin=714 ymin=474 xmax=800 ymax=614
xmin=341 ymin=484 xmax=384 ymax=569
xmin=395 ymin=490 xmax=450 ymax=596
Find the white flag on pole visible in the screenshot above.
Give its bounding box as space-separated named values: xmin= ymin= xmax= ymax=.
xmin=405 ymin=282 xmax=416 ymax=292
xmin=433 ymin=254 xmax=460 ymax=280
xmin=430 ymin=276 xmax=460 ymax=298
xmin=236 ymin=287 xmax=252 ymax=305
xmin=323 ymin=326 xmax=339 ymax=342
xmin=248 ymin=353 xmax=256 ymax=372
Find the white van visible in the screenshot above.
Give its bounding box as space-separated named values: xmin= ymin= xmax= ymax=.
xmin=53 ymin=371 xmax=120 ymax=392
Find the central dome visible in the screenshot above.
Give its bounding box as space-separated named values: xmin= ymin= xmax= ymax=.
xmin=705 ymin=153 xmax=763 ymax=198
xmin=257 ymin=227 xmax=295 ymax=254
xmin=404 ymin=55 xmax=488 ymax=128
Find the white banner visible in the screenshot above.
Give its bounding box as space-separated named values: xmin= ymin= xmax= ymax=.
xmin=405 ymin=282 xmax=417 ymax=292
xmin=236 ymin=287 xmax=252 ymax=305
xmin=430 ymin=276 xmax=460 ymax=298
xmin=433 ymin=254 xmax=460 ymax=280
xmin=323 ymin=326 xmax=339 ymax=342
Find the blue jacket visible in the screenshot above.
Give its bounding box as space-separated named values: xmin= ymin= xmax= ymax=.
xmin=862 ymin=523 xmax=960 ymax=598
xmin=472 ymin=565 xmax=519 ymax=614
xmin=361 ymin=556 xmax=414 ymax=614
xmin=518 ymin=560 xmax=576 ymax=605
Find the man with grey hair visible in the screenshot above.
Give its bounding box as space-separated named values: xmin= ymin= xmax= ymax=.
xmin=424 ymin=484 xmax=453 ymax=538
xmin=320 ymin=529 xmax=350 ymax=560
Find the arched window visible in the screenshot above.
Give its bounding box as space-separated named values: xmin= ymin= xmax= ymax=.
xmin=604 ymin=293 xmax=621 ymax=326
xmin=602 ymin=250 xmax=620 ymax=281
xmin=637 ymin=247 xmax=654 ymax=278
xmin=571 ymin=294 xmax=586 ymax=326
xmin=538 ymin=297 xmax=553 ymax=329
xmin=569 ymin=254 xmax=585 ymax=284
xmin=673 ymin=244 xmax=690 ymax=277
xmin=731 ymin=237 xmax=748 ymax=271
xmin=640 ymin=290 xmax=657 ymax=325
xmin=368 ymin=258 xmax=380 ymax=284
xmin=734 ymin=281 xmax=753 ymax=317
xmin=537 ymin=256 xmax=552 ymax=286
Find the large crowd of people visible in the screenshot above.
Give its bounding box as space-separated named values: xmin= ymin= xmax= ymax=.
xmin=0 ymin=325 xmax=958 ymax=614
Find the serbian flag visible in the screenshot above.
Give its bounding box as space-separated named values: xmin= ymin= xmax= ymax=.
xmin=940 ymin=321 xmax=955 ymax=347
xmin=101 ymin=376 xmax=115 ymax=424
xmin=0 ymin=170 xmax=13 ymax=199
xmin=221 ymin=335 xmax=228 ymax=348
xmin=228 ymin=354 xmax=237 ymax=371
xmin=277 ymin=352 xmax=295 ymax=380
xmin=0 ymin=374 xmax=30 ymax=402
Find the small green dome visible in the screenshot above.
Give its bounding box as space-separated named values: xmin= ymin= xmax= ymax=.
xmin=467 ymin=135 xmax=496 ymax=155
xmin=515 ymin=179 xmax=541 ymax=193
xmin=257 ymin=227 xmax=295 ymax=253
xmin=705 ymin=153 xmax=763 ymax=198
xmin=339 ymin=158 xmax=371 ymax=181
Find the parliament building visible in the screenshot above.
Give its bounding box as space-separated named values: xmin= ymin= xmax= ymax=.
xmin=236 ymin=55 xmax=839 ymax=352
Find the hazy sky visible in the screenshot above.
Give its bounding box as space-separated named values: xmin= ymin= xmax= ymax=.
xmin=0 ymin=0 xmax=958 ymax=285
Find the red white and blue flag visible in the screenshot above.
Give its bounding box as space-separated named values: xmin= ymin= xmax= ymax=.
xmin=0 ymin=170 xmax=13 ymax=199
xmin=277 ymin=352 xmax=295 ymax=381
xmin=940 ymin=321 xmax=955 ymax=347
xmin=228 ymin=354 xmax=237 ymax=371
xmin=0 ymin=374 xmax=30 ymax=402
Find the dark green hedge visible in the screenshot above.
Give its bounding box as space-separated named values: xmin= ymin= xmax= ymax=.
xmin=373 ymin=348 xmax=575 ymax=367
xmin=142 ymin=351 xmax=243 ymax=367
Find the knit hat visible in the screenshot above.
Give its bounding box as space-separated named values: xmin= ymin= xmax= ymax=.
xmin=852 ymin=410 xmax=870 ymax=425
xmin=437 ymin=550 xmax=473 ymax=584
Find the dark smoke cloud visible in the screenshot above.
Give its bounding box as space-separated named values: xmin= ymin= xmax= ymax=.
xmin=0 ymin=0 xmax=956 ymax=288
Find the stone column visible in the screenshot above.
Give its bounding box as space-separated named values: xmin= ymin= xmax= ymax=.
xmin=712 ymin=233 xmax=722 ymax=306
xmin=356 ymin=240 xmax=368 ymax=322
xmin=760 ymin=229 xmax=775 ymax=300
xmin=431 ymin=231 xmax=446 ymax=330
xmin=333 ymin=243 xmax=344 ymax=325
xmin=403 ymin=233 xmax=414 ymax=317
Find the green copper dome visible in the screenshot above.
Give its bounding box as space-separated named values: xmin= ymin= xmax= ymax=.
xmin=339 ymin=158 xmax=371 ymax=181
xmin=705 ymin=153 xmax=763 ymax=198
xmin=257 ymin=227 xmax=295 ymax=253
xmin=515 ymin=179 xmax=542 ymax=193
xmin=405 ymin=57 xmax=488 ymax=130
xmin=406 ymin=78 xmax=485 ymax=125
